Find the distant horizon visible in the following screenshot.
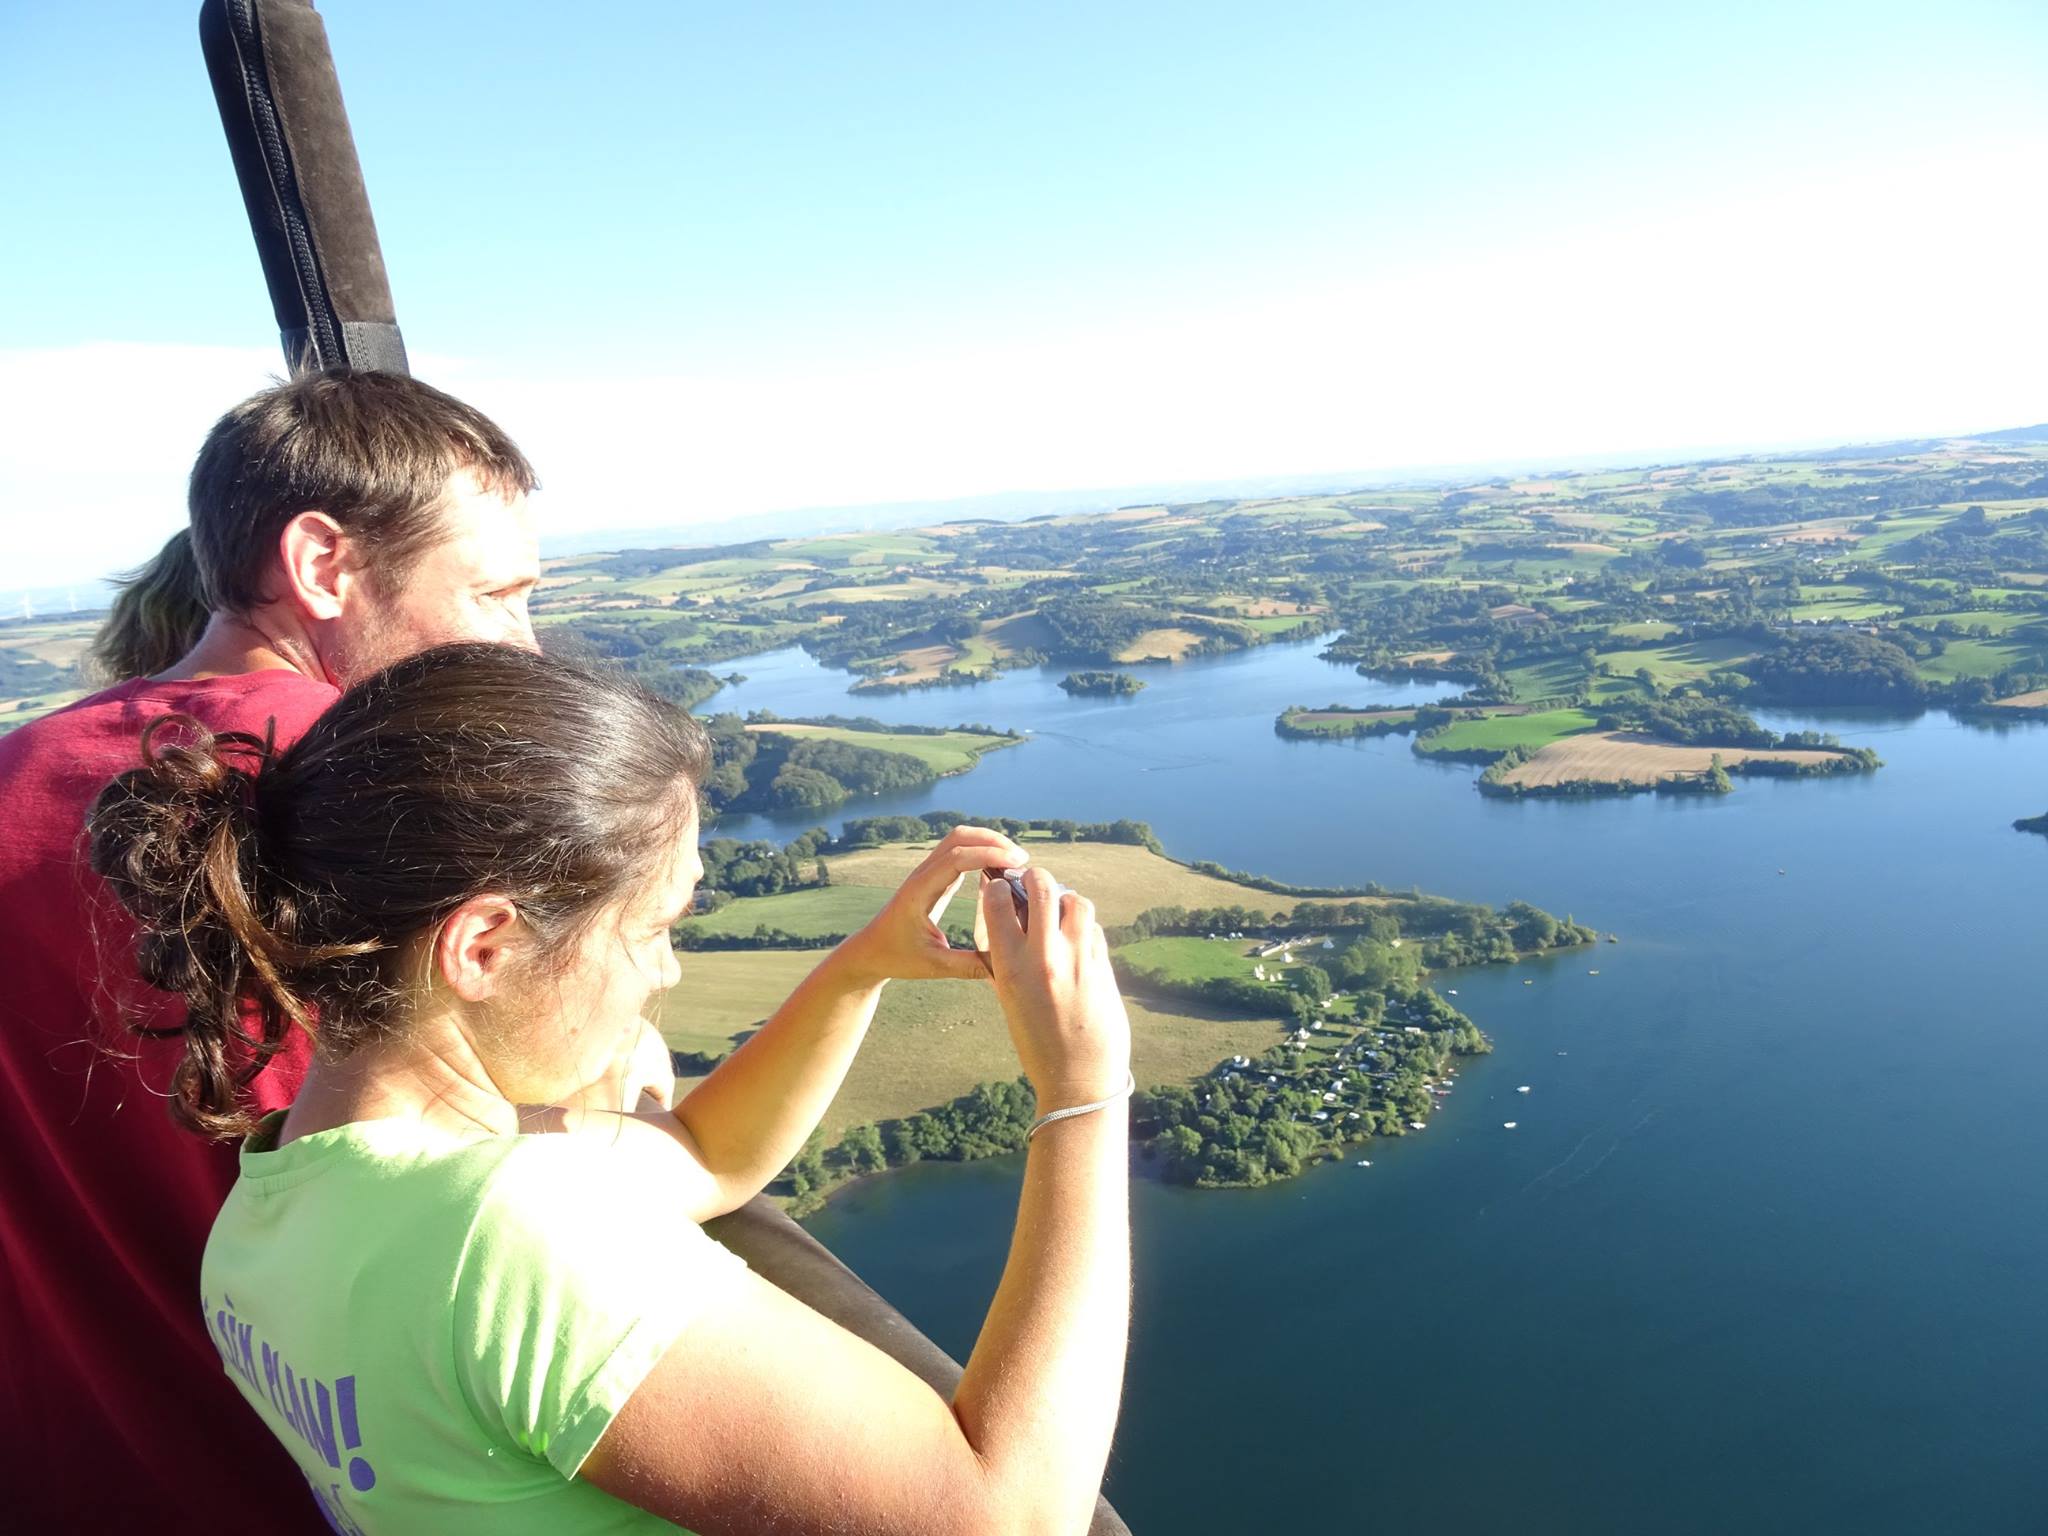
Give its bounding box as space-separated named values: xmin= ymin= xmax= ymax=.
xmin=7 ymin=1 xmax=2044 ymax=600
xmin=9 ymin=412 xmax=2042 ymax=616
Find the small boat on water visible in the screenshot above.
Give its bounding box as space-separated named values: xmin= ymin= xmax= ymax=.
xmin=1517 ymin=1085 xmax=1530 ymax=1093
xmin=1503 ymin=1121 xmax=1518 ymax=1129
xmin=1355 ymin=1160 xmax=1372 ymax=1167
xmin=1523 ymin=979 xmax=1534 ymax=986
xmin=1587 ymin=969 xmax=1601 ymax=975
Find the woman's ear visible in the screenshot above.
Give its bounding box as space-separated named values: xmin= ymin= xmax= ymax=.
xmin=435 ymin=897 xmax=525 ymax=1002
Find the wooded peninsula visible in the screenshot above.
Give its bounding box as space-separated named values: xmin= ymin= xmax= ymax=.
xmin=666 ymin=815 xmax=1599 ymax=1210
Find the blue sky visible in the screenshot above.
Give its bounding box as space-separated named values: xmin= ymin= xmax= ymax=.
xmin=3 ymin=1 xmax=2045 ymax=587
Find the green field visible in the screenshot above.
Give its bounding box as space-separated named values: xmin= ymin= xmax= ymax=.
xmin=1116 ymin=935 xmax=1268 ymax=984
xmin=658 ymin=949 xmax=826 ymax=1058
xmin=746 ymin=722 xmax=1018 ymax=776
xmin=1500 ymin=656 xmax=1589 ymax=700
xmin=1784 ymin=602 xmax=1901 ymax=622
xmin=787 ymin=578 xmax=967 ymax=608
xmin=1594 ymin=636 xmax=1760 ymax=687
xmin=682 ymin=884 xmax=894 ymax=940
xmin=1416 ymin=708 xmax=1597 ymax=757
xmin=1915 ymin=634 xmax=2048 ymax=682
xmin=1850 ymin=513 xmax=1950 ymax=557
xmin=1916 ymin=609 xmax=2047 ymax=634
xmin=773 ymin=533 xmax=946 ymax=565
xmin=1279 ymin=706 xmax=1419 ymax=738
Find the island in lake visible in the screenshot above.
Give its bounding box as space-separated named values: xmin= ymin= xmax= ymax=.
xmin=1059 ymin=669 xmax=1146 ymax=697
xmin=698 ymin=712 xmax=1020 ymax=817
xmin=1280 ymin=694 xmax=1881 ymax=797
xmin=665 ymin=815 xmax=1596 ymax=1209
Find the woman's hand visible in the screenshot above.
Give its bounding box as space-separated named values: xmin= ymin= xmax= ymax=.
xmin=835 ymin=825 xmax=1029 ymax=985
xmin=979 ymin=865 xmax=1132 ymax=1104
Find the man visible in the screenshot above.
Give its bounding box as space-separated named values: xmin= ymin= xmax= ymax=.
xmin=2 ymin=370 xmax=1130 ymax=1535
xmin=0 ymin=370 xmax=541 ymax=1527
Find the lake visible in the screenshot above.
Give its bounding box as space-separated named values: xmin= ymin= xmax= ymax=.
xmin=711 ymin=640 xmax=2048 ymax=1534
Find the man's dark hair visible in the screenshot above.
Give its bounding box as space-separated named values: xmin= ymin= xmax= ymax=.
xmin=187 ymin=369 xmax=537 ymax=615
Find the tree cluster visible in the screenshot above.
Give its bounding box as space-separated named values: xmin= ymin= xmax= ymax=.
xmin=777 ymin=1079 xmax=1040 ymax=1209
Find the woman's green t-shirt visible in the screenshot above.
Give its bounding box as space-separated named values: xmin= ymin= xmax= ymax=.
xmin=200 ymin=1114 xmax=745 ymax=1534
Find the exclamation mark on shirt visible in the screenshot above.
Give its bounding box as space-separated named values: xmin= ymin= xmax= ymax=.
xmin=337 ymin=1375 xmax=376 ymax=1492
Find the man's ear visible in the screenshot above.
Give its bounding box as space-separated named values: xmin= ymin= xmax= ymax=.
xmin=435 ymin=897 xmax=526 ymax=1002
xmin=277 ymin=511 xmax=360 ymax=622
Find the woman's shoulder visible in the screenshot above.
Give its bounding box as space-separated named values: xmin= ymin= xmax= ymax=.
xmin=463 ymin=1123 xmax=736 ymax=1270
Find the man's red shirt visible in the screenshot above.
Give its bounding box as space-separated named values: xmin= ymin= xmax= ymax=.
xmin=0 ymin=670 xmax=337 ymax=1528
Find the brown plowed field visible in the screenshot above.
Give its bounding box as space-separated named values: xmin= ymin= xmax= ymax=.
xmin=1500 ymin=731 xmax=1845 ymax=788
xmin=1995 ymin=689 xmax=2048 ymax=709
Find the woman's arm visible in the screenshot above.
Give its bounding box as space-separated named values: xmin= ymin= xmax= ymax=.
xmin=581 ymin=869 xmax=1133 ymax=1536
xmin=667 ymin=827 xmax=1027 ymax=1216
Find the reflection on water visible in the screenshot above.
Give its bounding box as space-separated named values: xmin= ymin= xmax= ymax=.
xmin=717 ymin=641 xmax=2048 ymax=1535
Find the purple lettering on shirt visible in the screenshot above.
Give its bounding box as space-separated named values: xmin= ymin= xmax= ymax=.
xmin=204 ymin=1300 xmax=375 ymax=1507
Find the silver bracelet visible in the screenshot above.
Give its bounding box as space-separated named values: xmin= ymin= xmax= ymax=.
xmin=1026 ymin=1072 xmax=1136 ymax=1140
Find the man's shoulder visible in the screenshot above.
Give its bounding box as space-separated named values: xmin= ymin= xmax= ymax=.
xmin=2 ymin=671 xmax=337 ymax=758
xmin=0 ymin=671 xmax=340 ymax=840
xmin=164 ymin=669 xmax=341 ymax=742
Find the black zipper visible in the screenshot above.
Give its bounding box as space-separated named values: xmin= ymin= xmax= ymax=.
xmin=226 ymin=0 xmax=342 ymax=368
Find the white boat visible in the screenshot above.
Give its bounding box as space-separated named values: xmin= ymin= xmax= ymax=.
xmin=1517 ymin=1085 xmax=1531 ymax=1093
xmin=1503 ymin=1121 xmax=1518 ymax=1129
xmin=1356 ymin=1160 xmax=1372 ymax=1167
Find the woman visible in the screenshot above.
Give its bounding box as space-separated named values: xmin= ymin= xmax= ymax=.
xmin=89 ymin=643 xmax=1132 ymax=1534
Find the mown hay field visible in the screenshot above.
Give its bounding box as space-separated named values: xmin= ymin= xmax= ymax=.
xmin=659 ymin=950 xmax=1287 ymax=1141
xmin=685 ymin=839 xmax=1301 ymax=944
xmin=1500 ymin=731 xmax=1845 ymax=787
xmin=824 ymin=841 xmax=1299 ymax=927
xmin=1115 ymin=626 xmax=1209 ymax=663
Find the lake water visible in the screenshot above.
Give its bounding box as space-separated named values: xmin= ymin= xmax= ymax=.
xmin=712 ymin=641 xmax=2048 ymax=1534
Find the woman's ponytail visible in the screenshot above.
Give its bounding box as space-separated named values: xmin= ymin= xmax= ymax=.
xmin=87 ymin=530 xmax=211 ymax=683
xmin=88 ymin=645 xmax=715 ymax=1139
xmin=87 ymin=717 xmax=324 ymax=1138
